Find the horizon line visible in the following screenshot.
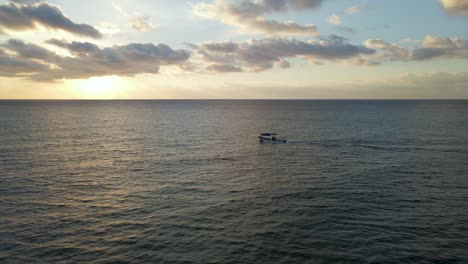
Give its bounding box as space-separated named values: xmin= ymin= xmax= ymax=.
xmin=1 ymin=99 xmax=468 ymax=101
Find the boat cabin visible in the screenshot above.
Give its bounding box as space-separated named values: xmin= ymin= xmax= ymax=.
xmin=259 ymin=133 xmax=287 ymax=143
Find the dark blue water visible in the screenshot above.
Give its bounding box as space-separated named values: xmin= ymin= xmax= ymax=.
xmin=1 ymin=100 xmax=467 ymax=263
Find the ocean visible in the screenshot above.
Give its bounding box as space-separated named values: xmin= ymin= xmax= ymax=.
xmin=1 ymin=100 xmax=467 ymax=263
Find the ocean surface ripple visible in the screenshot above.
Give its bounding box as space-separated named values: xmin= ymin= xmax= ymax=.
xmin=1 ymin=100 xmax=467 ymax=263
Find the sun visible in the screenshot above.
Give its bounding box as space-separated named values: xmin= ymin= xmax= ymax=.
xmin=69 ymin=76 xmax=123 ymax=99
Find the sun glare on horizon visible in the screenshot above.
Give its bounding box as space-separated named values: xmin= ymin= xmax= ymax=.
xmin=68 ymin=76 xmax=124 ymax=99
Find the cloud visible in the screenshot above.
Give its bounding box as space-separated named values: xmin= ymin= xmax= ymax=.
xmin=45 ymin=38 xmax=100 ymax=55
xmin=129 ymin=16 xmax=156 ymax=32
xmin=245 ymin=18 xmax=318 ymax=35
xmin=0 ymin=39 xmax=52 ymax=77
xmin=191 ymin=34 xmax=468 ymax=73
xmin=364 ymin=35 xmax=468 ymax=61
xmin=345 ymin=6 xmax=360 ymax=15
xmin=440 ymin=0 xmax=468 ymax=16
xmin=190 ymin=35 xmax=375 ymax=72
xmin=3 ymin=39 xmax=57 ymax=60
xmin=2 ymin=32 xmax=467 ymax=82
xmin=364 ymin=39 xmax=410 ymax=60
xmin=278 ymin=59 xmax=291 ymax=68
xmin=113 ymin=3 xmax=157 ymax=32
xmin=192 ymin=0 xmax=323 ymax=36
xmin=0 ymin=2 xmax=102 ymax=38
xmin=206 ymin=64 xmax=242 ymax=72
xmin=412 ymin=35 xmax=468 ymax=60
xmin=328 ymin=14 xmax=341 ymax=25
xmin=9 ymin=0 xmax=42 ymax=4
xmin=0 ymin=54 xmax=49 ymax=77
xmin=0 ymin=39 xmax=190 ymax=80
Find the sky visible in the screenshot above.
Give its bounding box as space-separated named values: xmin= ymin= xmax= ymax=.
xmin=0 ymin=0 xmax=467 ymax=99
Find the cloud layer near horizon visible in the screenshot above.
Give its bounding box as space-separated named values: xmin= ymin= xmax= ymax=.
xmin=207 ymin=71 xmax=468 ymax=99
xmin=1 ymin=34 xmax=467 ymax=81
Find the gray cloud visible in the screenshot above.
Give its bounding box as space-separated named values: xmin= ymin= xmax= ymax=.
xmin=440 ymin=0 xmax=468 ymax=16
xmin=45 ymin=38 xmax=100 ymax=55
xmin=412 ymin=48 xmax=446 ymax=60
xmin=9 ymin=0 xmax=42 ymax=4
xmin=0 ymin=54 xmax=49 ymax=77
xmin=3 ymin=39 xmax=58 ymax=61
xmin=193 ymin=34 xmax=468 ymax=73
xmin=192 ymin=0 xmax=323 ymax=35
xmin=0 ymin=39 xmax=190 ymax=80
xmin=0 ymin=39 xmax=51 ymax=76
xmin=206 ymin=64 xmax=242 ymax=72
xmin=0 ymin=2 xmax=102 ymax=38
xmin=2 ymin=34 xmax=467 ymax=81
xmin=288 ymin=0 xmax=324 ymax=9
xmin=191 ymin=35 xmax=375 ymax=72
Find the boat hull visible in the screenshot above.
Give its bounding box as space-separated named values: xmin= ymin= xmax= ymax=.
xmin=259 ymin=137 xmax=287 ymax=143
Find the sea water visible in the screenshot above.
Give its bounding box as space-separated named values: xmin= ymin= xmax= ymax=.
xmin=1 ymin=100 xmax=467 ymax=263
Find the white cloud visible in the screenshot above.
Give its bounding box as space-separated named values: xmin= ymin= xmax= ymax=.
xmin=440 ymin=0 xmax=468 ymax=16
xmin=129 ymin=16 xmax=156 ymax=32
xmin=192 ymin=0 xmax=323 ymax=36
xmin=345 ymin=6 xmax=360 ymax=15
xmin=364 ymin=39 xmax=410 ymax=60
xmin=113 ymin=2 xmax=157 ymax=32
xmin=364 ymin=35 xmax=468 ymax=61
xmin=327 ymin=14 xmax=341 ymax=25
xmin=412 ymin=35 xmax=468 ymax=60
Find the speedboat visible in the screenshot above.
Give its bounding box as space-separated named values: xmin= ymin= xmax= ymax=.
xmin=259 ymin=133 xmax=287 ymax=143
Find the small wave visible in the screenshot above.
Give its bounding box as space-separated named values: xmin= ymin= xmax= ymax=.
xmin=352 ymin=143 xmax=468 ymax=155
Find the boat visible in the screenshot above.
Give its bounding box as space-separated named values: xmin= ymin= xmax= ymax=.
xmin=259 ymin=133 xmax=287 ymax=143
